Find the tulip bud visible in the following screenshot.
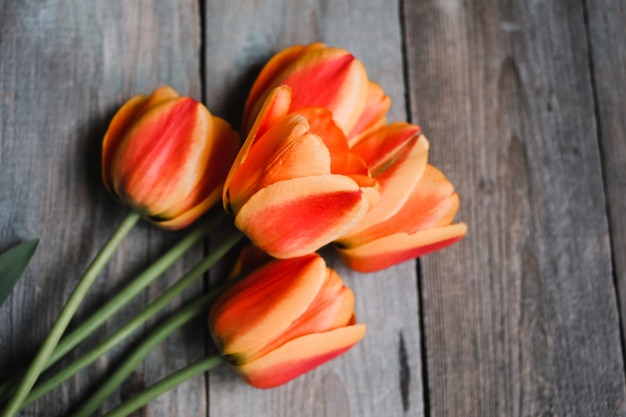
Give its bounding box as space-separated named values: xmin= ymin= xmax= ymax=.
xmin=102 ymin=86 xmax=240 ymax=229
xmin=208 ymin=253 xmax=366 ymax=389
xmin=243 ymin=43 xmax=371 ymax=136
xmin=335 ymin=123 xmax=467 ymax=272
xmin=223 ymin=86 xmax=378 ymax=259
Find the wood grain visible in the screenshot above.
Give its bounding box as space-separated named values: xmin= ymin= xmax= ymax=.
xmin=1 ymin=0 xmax=625 ymax=416
xmin=403 ymin=0 xmax=626 ymax=415
xmin=202 ymin=0 xmax=425 ymax=416
xmin=0 ymin=1 xmax=205 ymax=416
xmin=585 ymin=0 xmax=626 ymax=354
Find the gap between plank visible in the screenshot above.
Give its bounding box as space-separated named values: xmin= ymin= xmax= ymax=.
xmin=579 ymin=0 xmax=626 ymax=384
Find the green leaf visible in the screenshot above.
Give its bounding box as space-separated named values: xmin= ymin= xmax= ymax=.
xmin=0 ymin=239 xmax=39 ymax=307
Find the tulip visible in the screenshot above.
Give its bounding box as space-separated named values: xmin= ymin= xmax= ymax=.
xmin=242 ymin=43 xmax=371 ymax=136
xmin=208 ymin=253 xmax=366 ymax=389
xmin=335 ymin=123 xmax=467 ymax=272
xmin=224 ymin=85 xmax=378 ymax=259
xmin=102 ymin=86 xmax=240 ymax=229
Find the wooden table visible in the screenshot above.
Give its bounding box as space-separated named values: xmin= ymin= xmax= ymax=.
xmin=1 ymin=1 xmax=625 ymax=416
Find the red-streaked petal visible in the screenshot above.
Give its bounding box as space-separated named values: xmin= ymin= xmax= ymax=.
xmin=227 ymin=115 xmax=331 ymax=214
xmin=344 ymin=134 xmax=430 ymax=238
xmin=102 ymin=95 xmax=149 ymax=193
xmin=223 ymin=86 xmax=292 ymax=208
xmin=343 ymin=164 xmax=460 ymax=245
xmin=255 ymin=268 xmax=356 ymax=359
xmin=235 ymin=175 xmax=369 ymax=258
xmin=347 ymin=81 xmax=391 ymax=145
xmin=243 ymin=44 xmax=323 ymax=131
xmin=350 ymin=123 xmax=422 ymax=171
xmin=155 ymin=117 xmax=240 ymax=229
xmin=284 ymin=48 xmax=368 ymax=134
xmin=239 ymin=324 xmax=366 ymax=389
xmin=336 ymin=223 xmax=467 ymax=272
xmin=103 ymin=86 xmax=182 ymax=193
xmin=209 ymin=255 xmax=326 ymax=359
xmin=244 ymin=44 xmax=368 ymax=135
xmin=111 ymin=97 xmax=211 ymax=215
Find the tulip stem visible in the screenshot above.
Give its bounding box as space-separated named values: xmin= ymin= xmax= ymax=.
xmin=102 ymin=355 xmax=224 ymax=417
xmin=0 ymin=211 xmax=141 ymax=417
xmin=0 ymin=213 xmax=224 ymax=405
xmin=70 ymin=280 xmax=234 ymax=417
xmin=19 ymin=229 xmax=243 ymax=411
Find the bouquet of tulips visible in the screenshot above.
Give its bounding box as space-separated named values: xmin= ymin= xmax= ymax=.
xmin=0 ymin=43 xmax=466 ymax=417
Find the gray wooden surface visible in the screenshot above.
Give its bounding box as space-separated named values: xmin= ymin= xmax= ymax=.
xmin=0 ymin=0 xmax=624 ymax=416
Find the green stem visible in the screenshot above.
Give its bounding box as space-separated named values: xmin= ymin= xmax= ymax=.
xmin=0 ymin=212 xmax=225 ymax=404
xmin=102 ymin=355 xmax=224 ymax=417
xmin=49 ymin=213 xmax=225 ymax=365
xmin=21 ymin=230 xmax=243 ymax=409
xmin=0 ymin=212 xmax=141 ymax=417
xmin=70 ymin=287 xmax=232 ymax=417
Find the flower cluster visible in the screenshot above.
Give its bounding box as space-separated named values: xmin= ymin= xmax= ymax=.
xmin=3 ymin=43 xmax=466 ymax=416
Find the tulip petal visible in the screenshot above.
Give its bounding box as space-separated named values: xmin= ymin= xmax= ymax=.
xmin=342 ymin=164 xmax=460 ymax=246
xmin=223 ymin=86 xmax=292 ymax=207
xmin=209 ymin=255 xmax=327 ymax=359
xmin=239 ymin=324 xmax=367 ymax=389
xmin=111 ymin=97 xmax=212 ymax=215
xmin=244 ymin=44 xmax=368 ymax=135
xmin=155 ymin=117 xmax=240 ymax=229
xmin=243 ymin=44 xmax=323 ymax=131
xmin=345 ymin=131 xmax=430 ymax=238
xmin=226 ymin=115 xmax=331 ymax=214
xmin=256 ymin=268 xmax=356 ymax=358
xmin=347 ymin=81 xmax=391 ymax=145
xmin=336 ymin=223 xmax=468 ymax=272
xmin=235 ymin=175 xmax=368 ymax=258
xmin=102 ymin=95 xmax=149 ymax=193
xmin=350 ymin=123 xmax=423 ymax=172
xmin=103 ymin=86 xmax=182 ymax=193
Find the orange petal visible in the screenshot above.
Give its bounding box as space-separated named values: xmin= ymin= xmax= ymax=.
xmin=293 ymin=107 xmax=373 ymax=179
xmin=235 ymin=175 xmax=369 ymax=258
xmin=243 ymin=44 xmax=324 ymax=131
xmin=110 ymin=97 xmax=212 ymax=216
xmin=223 ymin=86 xmax=292 ymax=208
xmin=255 ymin=268 xmax=356 ymax=359
xmin=209 ymin=255 xmax=327 ymax=359
xmin=336 ymin=223 xmax=467 ymax=272
xmin=226 ymin=115 xmax=331 ymax=214
xmin=347 ymin=81 xmax=391 ymax=146
xmin=350 ymin=122 xmax=422 ymax=172
xmin=102 ymin=94 xmax=149 ymax=194
xmin=244 ymin=44 xmax=368 ymax=135
xmin=239 ymin=324 xmax=366 ymax=389
xmin=344 ymin=132 xmax=430 ymax=238
xmin=343 ymin=164 xmax=460 ymax=246
xmin=284 ymin=48 xmax=368 ymax=134
xmin=155 ymin=117 xmax=240 ymax=229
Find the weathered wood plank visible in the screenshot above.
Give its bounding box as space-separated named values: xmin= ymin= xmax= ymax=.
xmin=0 ymin=1 xmax=204 ymax=416
xmin=403 ymin=0 xmax=626 ymax=415
xmin=585 ymin=0 xmax=626 ymax=354
xmin=203 ymin=1 xmax=425 ymax=416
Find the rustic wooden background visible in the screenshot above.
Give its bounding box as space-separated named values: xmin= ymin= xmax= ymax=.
xmin=1 ymin=0 xmax=625 ymax=416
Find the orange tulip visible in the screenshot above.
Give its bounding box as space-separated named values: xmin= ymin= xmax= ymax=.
xmin=102 ymin=86 xmax=239 ymax=229
xmin=242 ymin=43 xmax=374 ymax=136
xmin=224 ymin=86 xmax=378 ymax=258
xmin=208 ymin=253 xmax=366 ymax=389
xmin=335 ymin=123 xmax=467 ymax=272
